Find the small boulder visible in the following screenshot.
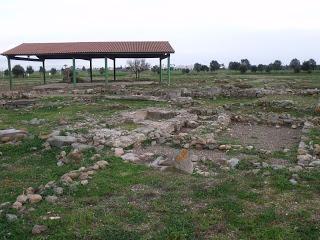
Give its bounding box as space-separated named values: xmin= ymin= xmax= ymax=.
xmin=121 ymin=153 xmax=140 ymax=163
xmin=227 ymin=158 xmax=240 ymax=169
xmin=289 ymin=178 xmax=298 ymax=185
xmin=47 ymin=135 xmax=77 ymax=148
xmin=27 ymin=194 xmax=42 ymax=204
xmin=53 ymin=187 xmax=64 ymax=195
xmin=314 ymin=144 xmax=320 ymax=156
xmin=96 ymin=160 xmax=109 ymax=169
xmin=12 ymin=201 xmax=23 ymax=210
xmin=114 ymin=148 xmax=125 ymax=157
xmin=45 ymin=195 xmax=58 ymax=204
xmin=6 ymin=214 xmax=18 ymax=222
xmin=67 ymin=151 xmax=83 ymax=163
xmin=174 ymin=149 xmax=193 ymax=174
xmin=32 ymin=225 xmax=47 ymax=235
xmin=16 ymin=194 xmax=28 ymax=204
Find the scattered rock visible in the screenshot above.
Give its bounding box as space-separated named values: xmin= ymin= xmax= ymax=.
xmin=80 ymin=180 xmax=88 ymax=185
xmin=32 ymin=225 xmax=47 ymax=235
xmin=16 ymin=194 xmax=28 ymax=204
xmin=0 ymin=129 xmax=28 ymax=143
xmin=6 ymin=214 xmax=18 ymax=222
xmin=289 ymin=178 xmax=298 ymax=185
xmin=45 ymin=195 xmax=58 ymax=204
xmin=12 ymin=201 xmax=23 ymax=210
xmin=174 ymin=149 xmax=193 ymax=174
xmin=121 ymin=153 xmax=140 ymax=163
xmin=27 ymin=194 xmax=42 ymax=204
xmin=47 ymin=135 xmax=77 ymax=148
xmin=0 ymin=202 xmax=11 ymax=209
xmin=91 ymin=154 xmax=101 ymax=161
xmin=53 ymin=187 xmax=64 ymax=195
xmin=218 ymin=144 xmax=231 ymax=151
xmin=114 ymin=148 xmax=125 ymax=157
xmin=227 ymin=158 xmax=239 ymax=169
xmin=95 ymin=160 xmax=109 ymax=169
xmin=67 ymin=150 xmax=83 ymax=163
xmin=314 ymin=144 xmax=320 ymax=156
xmin=309 ymin=160 xmax=320 ymax=167
xmin=29 ymin=118 xmax=46 ymax=125
xmin=289 ymin=166 xmax=303 ymax=172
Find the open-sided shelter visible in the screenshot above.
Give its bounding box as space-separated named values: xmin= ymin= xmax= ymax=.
xmin=1 ymin=41 xmax=175 ymax=90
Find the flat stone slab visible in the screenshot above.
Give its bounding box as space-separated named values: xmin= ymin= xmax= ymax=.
xmin=47 ymin=136 xmax=77 ymax=148
xmin=0 ymin=129 xmax=28 ymax=143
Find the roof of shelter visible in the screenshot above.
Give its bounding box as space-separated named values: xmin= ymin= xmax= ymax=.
xmin=2 ymin=41 xmax=175 ymax=59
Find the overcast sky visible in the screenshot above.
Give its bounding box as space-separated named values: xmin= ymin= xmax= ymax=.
xmin=0 ymin=0 xmax=320 ymax=70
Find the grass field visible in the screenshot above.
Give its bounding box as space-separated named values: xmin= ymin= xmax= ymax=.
xmin=1 ymin=71 xmax=320 ymax=239
xmin=1 ymin=69 xmax=320 ymax=91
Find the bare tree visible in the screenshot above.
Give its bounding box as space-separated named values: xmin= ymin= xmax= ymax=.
xmin=127 ymin=59 xmax=150 ymax=79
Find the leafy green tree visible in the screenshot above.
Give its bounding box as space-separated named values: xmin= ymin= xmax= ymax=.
xmin=209 ymin=60 xmax=220 ymax=71
xmin=272 ymin=60 xmax=282 ymax=71
xmin=151 ymin=65 xmax=160 ymax=74
xmin=257 ymin=64 xmax=265 ymax=72
xmin=82 ymin=66 xmax=86 ymax=71
xmin=309 ymin=59 xmax=317 ymax=70
xmin=50 ymin=68 xmax=57 ymax=75
xmin=301 ymin=61 xmax=312 ymax=73
xmin=200 ymin=65 xmax=209 ymax=71
xmin=193 ymin=63 xmax=202 ymax=72
xmin=265 ymin=65 xmax=272 ymax=73
xmin=181 ymin=68 xmax=190 ymax=74
xmin=26 ymin=66 xmax=34 ymax=75
xmin=4 ymin=69 xmax=9 ymax=76
xmin=99 ymin=67 xmax=105 ymax=75
xmin=241 ymin=59 xmax=251 ymax=68
xmin=12 ymin=65 xmax=25 ymax=77
xmin=250 ymin=65 xmax=257 ymax=73
xmin=289 ymin=59 xmax=301 ymax=73
xmin=239 ymin=64 xmax=248 ymax=74
xmin=228 ymin=62 xmax=241 ymax=70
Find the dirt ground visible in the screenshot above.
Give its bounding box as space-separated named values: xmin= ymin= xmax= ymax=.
xmin=220 ymin=123 xmax=301 ymax=151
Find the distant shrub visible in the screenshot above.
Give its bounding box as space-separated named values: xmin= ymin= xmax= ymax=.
xmin=239 ymin=64 xmax=248 ymax=74
xmin=12 ymin=65 xmax=25 ymax=78
xmin=250 ymin=65 xmax=257 ymax=73
xmin=181 ymin=68 xmax=190 ymax=74
xmin=50 ymin=68 xmax=57 ymax=75
xmin=151 ymin=65 xmax=160 ymax=74
xmin=265 ymin=65 xmax=271 ymax=73
xmin=200 ymin=65 xmax=209 ymax=71
xmin=290 ymin=59 xmax=301 ymax=73
xmin=257 ymin=64 xmax=265 ymax=72
xmin=26 ymin=66 xmax=34 ymax=75
xmin=228 ymin=61 xmax=241 ymax=70
xmin=210 ymin=60 xmax=220 ymax=71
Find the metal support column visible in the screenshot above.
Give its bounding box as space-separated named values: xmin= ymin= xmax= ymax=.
xmin=159 ymin=58 xmax=162 ymax=83
xmin=72 ymin=58 xmax=76 ymax=87
xmin=7 ymin=57 xmax=12 ymax=90
xmin=42 ymin=60 xmax=46 ymax=84
xmin=89 ymin=59 xmax=93 ymax=83
xmin=105 ymin=57 xmax=108 ymax=85
xmin=113 ymin=59 xmax=116 ymax=81
xmin=167 ymin=55 xmax=171 ymax=85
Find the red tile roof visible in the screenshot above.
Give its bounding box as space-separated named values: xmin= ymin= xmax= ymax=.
xmin=2 ymin=41 xmax=175 ymax=56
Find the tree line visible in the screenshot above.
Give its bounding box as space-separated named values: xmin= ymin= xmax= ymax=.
xmin=3 ymin=65 xmax=57 ymax=78
xmin=190 ymin=59 xmax=318 ymax=74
